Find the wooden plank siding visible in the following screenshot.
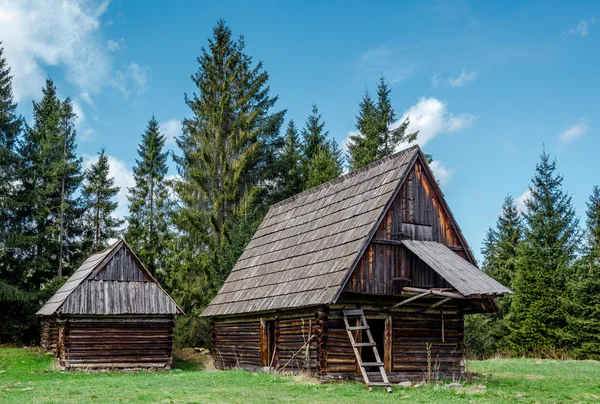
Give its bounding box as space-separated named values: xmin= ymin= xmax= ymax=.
xmin=344 ymin=159 xmax=462 ymax=295
xmin=56 ymin=317 xmax=175 ymax=369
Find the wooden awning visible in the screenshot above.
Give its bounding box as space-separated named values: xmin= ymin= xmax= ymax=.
xmin=401 ymin=240 xmax=513 ymax=297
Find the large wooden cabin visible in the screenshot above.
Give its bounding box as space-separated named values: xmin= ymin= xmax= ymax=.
xmin=37 ymin=240 xmax=182 ymax=369
xmin=201 ymin=145 xmax=511 ymax=388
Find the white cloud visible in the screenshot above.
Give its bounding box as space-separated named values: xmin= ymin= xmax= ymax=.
xmin=562 ymin=18 xmax=595 ymax=37
xmin=112 ymin=62 xmax=150 ymax=98
xmin=515 ymin=189 xmax=532 ymax=214
xmin=83 ymin=153 xmax=134 ymax=220
xmin=107 ymin=38 xmax=125 ymax=52
xmin=0 ymin=0 xmax=111 ymax=102
xmin=558 ymin=121 xmax=588 ymax=144
xmin=394 ymin=97 xmax=478 ymax=148
xmin=446 ymin=69 xmax=479 ymax=87
xmin=160 ymin=118 xmax=182 ymax=145
xmin=429 ymin=160 xmax=454 ymax=186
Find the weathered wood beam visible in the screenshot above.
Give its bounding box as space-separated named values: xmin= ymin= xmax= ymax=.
xmin=419 ymin=297 xmax=453 ymax=313
xmin=446 ymin=245 xmax=464 ymax=252
xmin=384 ymin=291 xmax=431 ymax=312
xmin=371 ymin=238 xmax=403 ymax=246
xmin=402 ymin=286 xmax=466 ymax=300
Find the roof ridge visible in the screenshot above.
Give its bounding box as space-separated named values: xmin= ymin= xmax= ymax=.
xmin=270 ymin=144 xmax=420 ymax=210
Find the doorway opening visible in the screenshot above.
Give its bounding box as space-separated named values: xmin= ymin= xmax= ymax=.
xmin=361 ymin=319 xmax=386 ymax=367
xmin=264 ymin=320 xmax=275 ymax=367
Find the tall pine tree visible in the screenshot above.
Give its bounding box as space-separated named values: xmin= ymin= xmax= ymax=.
xmin=565 ymin=186 xmax=600 ymax=359
xmin=305 ymin=139 xmax=344 ymax=190
xmin=465 ymin=195 xmax=521 ymax=357
xmin=126 ymin=116 xmax=171 ymax=276
xmin=347 ymin=77 xmax=417 ymax=171
xmin=301 ymin=103 xmax=328 ymax=162
xmin=0 ymin=44 xmax=24 ymax=288
xmin=17 ymin=80 xmax=83 ymax=283
xmin=81 ymin=148 xmax=123 ymax=254
xmin=172 ymin=20 xmax=284 ymax=310
xmin=510 ymin=149 xmax=581 ymax=355
xmin=273 ymin=120 xmax=305 ymax=201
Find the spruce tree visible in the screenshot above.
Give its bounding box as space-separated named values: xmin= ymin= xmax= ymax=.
xmin=305 ymin=140 xmax=344 ymax=190
xmin=173 ymin=19 xmax=284 ymax=311
xmin=301 ymin=103 xmax=328 ymax=162
xmin=274 ymin=120 xmax=304 ymax=201
xmin=565 ymin=186 xmax=600 ymax=359
xmin=17 ymin=80 xmax=83 ymax=283
xmin=347 ymin=76 xmax=417 ymax=171
xmin=465 ymin=195 xmax=521 ymax=357
xmin=0 ymin=44 xmax=24 ymax=287
xmin=81 ymin=148 xmax=123 ymax=253
xmin=510 ymin=149 xmax=581 ymax=355
xmin=126 ymin=116 xmax=171 ymax=276
xmin=347 ymin=90 xmax=378 ymax=171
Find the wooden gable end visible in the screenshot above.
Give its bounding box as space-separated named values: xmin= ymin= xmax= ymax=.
xmin=343 ymin=155 xmax=473 ymax=295
xmin=90 ymin=243 xmax=151 ymax=282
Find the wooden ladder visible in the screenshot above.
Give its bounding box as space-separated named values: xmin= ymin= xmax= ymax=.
xmin=343 ymin=309 xmax=392 ymax=393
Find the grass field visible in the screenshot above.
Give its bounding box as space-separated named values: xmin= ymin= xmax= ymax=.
xmin=1 ymin=347 xmax=599 ymax=403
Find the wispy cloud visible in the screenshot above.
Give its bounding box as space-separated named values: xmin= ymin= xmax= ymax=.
xmin=562 ymin=18 xmax=595 ymax=37
xmin=356 ymin=45 xmax=416 ymax=84
xmin=446 ymin=69 xmax=479 ymax=87
xmin=429 ymin=160 xmax=454 ymax=186
xmin=0 ymin=0 xmax=111 ymax=103
xmin=107 ymin=38 xmax=125 ymax=52
xmin=431 ymin=72 xmax=441 ymax=88
xmin=159 ymin=118 xmax=182 ymax=146
xmin=112 ymin=62 xmax=150 ymax=98
xmin=558 ymin=120 xmax=588 ymax=144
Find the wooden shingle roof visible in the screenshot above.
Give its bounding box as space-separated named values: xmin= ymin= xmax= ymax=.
xmin=37 ymin=240 xmax=182 ymax=316
xmin=402 ymin=240 xmax=512 ymax=296
xmin=202 ymin=146 xmax=421 ymax=317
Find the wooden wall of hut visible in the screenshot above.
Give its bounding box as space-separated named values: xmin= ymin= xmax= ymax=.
xmin=56 ymin=316 xmax=175 ymax=369
xmin=212 ymin=309 xmax=327 ymax=374
xmin=344 ymin=159 xmax=465 ymax=295
xmin=40 ymin=316 xmax=58 ymax=353
xmin=212 ymin=319 xmax=263 ymax=369
xmin=322 ymin=297 xmax=465 ymax=382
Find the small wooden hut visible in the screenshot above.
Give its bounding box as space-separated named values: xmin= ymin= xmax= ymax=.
xmin=37 ymin=239 xmax=182 ymax=369
xmin=201 ymin=145 xmax=511 ymax=390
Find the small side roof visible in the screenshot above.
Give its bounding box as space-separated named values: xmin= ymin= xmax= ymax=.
xmin=37 ymin=240 xmax=182 ymax=316
xmin=402 ymin=240 xmax=513 ymax=297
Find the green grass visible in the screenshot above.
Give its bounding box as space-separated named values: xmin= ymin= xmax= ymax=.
xmin=1 ymin=347 xmax=599 ymax=403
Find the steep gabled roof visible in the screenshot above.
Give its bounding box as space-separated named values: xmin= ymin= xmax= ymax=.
xmin=37 ymin=240 xmax=182 ymax=316
xmin=202 ymin=146 xmax=420 ymax=317
xmin=202 ymin=145 xmax=509 ymax=318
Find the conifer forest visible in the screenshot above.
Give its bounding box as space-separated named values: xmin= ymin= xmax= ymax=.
xmin=1 ymin=19 xmax=600 ymax=362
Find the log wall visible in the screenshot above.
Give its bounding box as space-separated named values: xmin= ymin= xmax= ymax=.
xmin=40 ymin=316 xmax=58 ymax=353
xmin=322 ymin=298 xmax=465 ymax=382
xmin=213 ymin=309 xmax=327 ymax=374
xmin=57 ymin=316 xmax=175 ymax=369
xmin=344 ymin=159 xmax=467 ymax=295
xmin=212 ymin=298 xmax=465 ymax=382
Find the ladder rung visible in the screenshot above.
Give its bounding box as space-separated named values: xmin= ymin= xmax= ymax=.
xmin=347 ymin=325 xmax=369 ymax=331
xmin=369 ymin=382 xmax=391 ymax=387
xmin=361 ymin=362 xmax=384 ymax=367
xmin=343 ymin=309 xmax=364 ymax=316
xmin=354 ymin=342 xmax=376 ymax=347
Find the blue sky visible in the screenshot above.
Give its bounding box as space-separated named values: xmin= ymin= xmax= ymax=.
xmin=1 ymin=0 xmax=598 ymax=261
